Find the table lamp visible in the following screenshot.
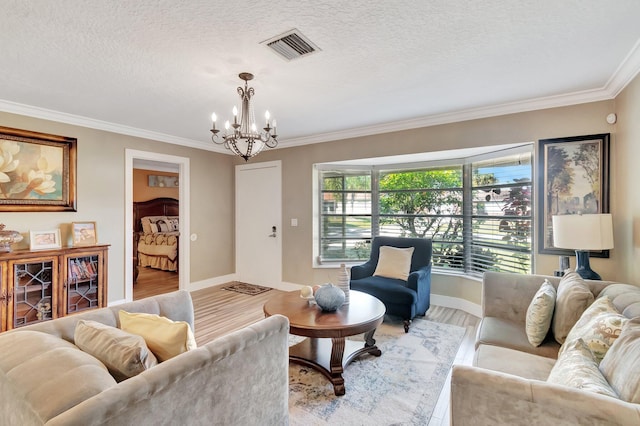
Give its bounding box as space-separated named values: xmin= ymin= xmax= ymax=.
xmin=552 ymin=213 xmax=613 ymax=280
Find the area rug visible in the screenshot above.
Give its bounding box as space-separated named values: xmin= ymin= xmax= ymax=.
xmin=288 ymin=317 xmax=465 ymax=426
xmin=221 ymin=282 xmax=272 ymax=295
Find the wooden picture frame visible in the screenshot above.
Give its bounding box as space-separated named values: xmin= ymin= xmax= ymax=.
xmin=30 ymin=229 xmax=62 ymax=250
xmin=0 ymin=126 xmax=77 ymax=212
xmin=72 ymin=222 xmax=97 ymax=246
xmin=537 ymin=133 xmax=610 ymax=256
xmin=148 ymin=174 xmax=179 ymax=187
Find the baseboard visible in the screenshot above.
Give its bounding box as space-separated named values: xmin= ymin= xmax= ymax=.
xmin=107 ymin=298 xmax=128 ymax=307
xmin=187 ymin=274 xmax=237 ymax=292
xmin=430 ymin=294 xmax=482 ymax=318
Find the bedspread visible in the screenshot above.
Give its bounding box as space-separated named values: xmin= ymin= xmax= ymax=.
xmin=137 ymin=231 xmax=179 ymax=272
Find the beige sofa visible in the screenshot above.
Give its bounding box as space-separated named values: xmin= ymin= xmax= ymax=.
xmin=451 ymin=272 xmax=640 ymax=426
xmin=0 ymin=290 xmax=290 ymax=426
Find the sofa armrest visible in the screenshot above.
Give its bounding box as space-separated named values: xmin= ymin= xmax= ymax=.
xmin=351 ymin=261 xmax=376 ymax=280
xmin=451 ymin=365 xmax=640 ymax=426
xmin=47 ymin=315 xmax=290 ymax=426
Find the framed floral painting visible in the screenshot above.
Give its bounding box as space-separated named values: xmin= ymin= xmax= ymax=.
xmin=0 ymin=126 xmax=77 ymax=211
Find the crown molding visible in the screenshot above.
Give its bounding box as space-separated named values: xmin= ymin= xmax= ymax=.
xmin=278 ymin=86 xmax=614 ymax=148
xmin=605 ymin=38 xmax=640 ymax=97
xmin=3 ymin=38 xmax=640 ymax=154
xmin=0 ymin=99 xmax=229 ymax=154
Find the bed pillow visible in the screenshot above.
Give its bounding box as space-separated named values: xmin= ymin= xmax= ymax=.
xmin=373 ymin=246 xmax=414 ymax=281
xmin=141 ymin=216 xmax=167 ymax=234
xmin=166 ymin=216 xmax=180 ymax=231
xmin=119 ymin=311 xmax=197 ymax=362
xmin=74 ymin=320 xmax=158 ymax=382
xmin=525 ymin=279 xmax=556 ymax=347
xmin=552 ymin=272 xmax=594 ymax=344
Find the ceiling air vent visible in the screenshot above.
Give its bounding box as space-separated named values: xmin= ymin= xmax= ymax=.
xmin=261 ymin=29 xmax=320 ymax=61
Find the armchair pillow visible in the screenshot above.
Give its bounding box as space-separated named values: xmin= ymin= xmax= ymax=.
xmin=552 ymin=272 xmax=594 ymax=344
xmin=373 ymin=246 xmax=414 ymax=281
xmin=525 ymin=279 xmax=556 ymax=347
xmin=119 ymin=311 xmax=197 ymax=362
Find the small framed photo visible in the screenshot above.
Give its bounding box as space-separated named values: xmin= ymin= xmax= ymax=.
xmin=72 ymin=222 xmax=97 ymax=246
xmin=30 ymin=229 xmax=62 ymax=250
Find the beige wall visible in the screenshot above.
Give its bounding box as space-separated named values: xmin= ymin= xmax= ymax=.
xmin=242 ymin=98 xmax=630 ymax=303
xmin=614 ymin=73 xmax=640 ymax=283
xmin=0 ymin=112 xmax=235 ymax=302
xmin=3 ymin=73 xmax=638 ymax=307
xmin=133 ymin=169 xmax=179 ymax=202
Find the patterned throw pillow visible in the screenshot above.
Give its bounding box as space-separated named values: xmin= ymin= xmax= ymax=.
xmin=525 ymin=280 xmax=556 ymax=346
xmin=547 ymin=338 xmax=618 ymax=398
xmin=559 ymin=296 xmax=627 ymax=363
xmin=600 ymin=317 xmax=640 ymax=403
xmin=552 ymin=272 xmax=595 ymax=344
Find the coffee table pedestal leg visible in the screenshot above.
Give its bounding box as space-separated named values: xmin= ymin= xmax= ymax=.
xmin=289 ymin=330 xmax=382 ymax=396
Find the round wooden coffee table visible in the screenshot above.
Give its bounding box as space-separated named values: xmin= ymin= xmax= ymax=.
xmin=263 ymin=290 xmax=385 ymax=396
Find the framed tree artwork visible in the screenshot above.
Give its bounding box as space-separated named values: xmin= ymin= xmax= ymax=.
xmin=0 ymin=126 xmax=77 ymax=212
xmin=537 ymin=133 xmax=610 ymax=256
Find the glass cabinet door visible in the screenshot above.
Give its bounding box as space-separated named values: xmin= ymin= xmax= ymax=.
xmin=11 ymin=258 xmax=57 ymax=328
xmin=65 ymin=253 xmax=100 ymax=314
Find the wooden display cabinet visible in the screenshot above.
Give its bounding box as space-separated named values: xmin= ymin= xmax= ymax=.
xmin=0 ymin=245 xmax=109 ymax=332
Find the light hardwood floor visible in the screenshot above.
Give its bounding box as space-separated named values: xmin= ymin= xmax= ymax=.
xmin=133 ymin=267 xmax=179 ymax=300
xmin=133 ymin=270 xmax=479 ymax=425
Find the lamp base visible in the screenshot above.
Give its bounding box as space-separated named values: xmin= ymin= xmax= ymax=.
xmin=574 ymin=250 xmax=602 ymax=280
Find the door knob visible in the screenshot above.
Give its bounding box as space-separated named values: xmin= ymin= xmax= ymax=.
xmin=268 ymin=225 xmax=277 ymax=238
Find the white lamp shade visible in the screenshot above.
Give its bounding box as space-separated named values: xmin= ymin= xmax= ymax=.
xmin=552 ymin=214 xmax=614 ymax=250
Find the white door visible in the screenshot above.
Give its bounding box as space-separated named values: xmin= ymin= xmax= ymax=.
xmin=235 ymin=161 xmax=282 ymax=288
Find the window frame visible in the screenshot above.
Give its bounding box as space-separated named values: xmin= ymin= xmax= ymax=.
xmin=315 ymin=145 xmax=534 ymax=276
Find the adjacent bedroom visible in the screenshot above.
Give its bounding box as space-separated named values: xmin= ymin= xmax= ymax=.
xmin=132 ymin=164 xmax=180 ymax=299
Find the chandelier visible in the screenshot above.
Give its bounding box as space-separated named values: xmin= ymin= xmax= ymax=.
xmin=210 ymin=72 xmax=278 ymax=161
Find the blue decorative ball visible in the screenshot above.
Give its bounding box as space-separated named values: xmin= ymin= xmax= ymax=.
xmin=314 ymin=284 xmax=346 ymax=312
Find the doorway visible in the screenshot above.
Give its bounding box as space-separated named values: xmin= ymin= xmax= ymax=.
xmin=125 ymin=150 xmax=190 ymax=302
xmin=235 ymin=160 xmax=282 ymax=288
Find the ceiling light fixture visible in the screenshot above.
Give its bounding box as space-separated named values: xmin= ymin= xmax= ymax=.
xmin=210 ymin=72 xmax=278 ymax=161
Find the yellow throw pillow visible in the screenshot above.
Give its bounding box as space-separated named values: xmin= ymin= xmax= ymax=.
xmin=119 ymin=311 xmax=197 ymax=362
xmin=373 ymin=246 xmax=415 ymax=281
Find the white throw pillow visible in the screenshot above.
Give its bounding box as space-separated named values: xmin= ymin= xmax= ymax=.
xmin=373 ymin=246 xmax=414 ymax=281
xmin=525 ymin=279 xmax=556 ymax=347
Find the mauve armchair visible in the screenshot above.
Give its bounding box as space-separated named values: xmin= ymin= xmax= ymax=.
xmin=350 ymin=236 xmax=432 ymax=332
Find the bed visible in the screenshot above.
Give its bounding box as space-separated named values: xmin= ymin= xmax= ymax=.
xmin=133 ymin=197 xmax=179 ymax=282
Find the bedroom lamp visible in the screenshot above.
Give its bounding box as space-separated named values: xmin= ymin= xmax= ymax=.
xmin=552 ymin=213 xmax=614 ymax=280
xmin=210 ymin=72 xmax=278 ymax=162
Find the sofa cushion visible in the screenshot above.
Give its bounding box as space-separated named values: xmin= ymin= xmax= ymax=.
xmin=373 ymin=246 xmax=414 ymax=280
xmin=552 ymin=272 xmax=594 ymax=344
xmin=600 ymin=317 xmax=640 ymax=403
xmin=474 ymin=344 xmax=556 ymax=381
xmin=525 ymin=279 xmax=556 ymax=347
xmin=0 ymin=330 xmax=116 ymax=422
xmin=560 ymin=296 xmax=627 ymax=363
xmin=119 ymin=310 xmax=197 ymax=362
xmin=547 ymin=338 xmax=618 ymax=398
xmin=75 ymin=319 xmax=158 ymax=382
xmin=476 ymin=316 xmax=560 ymax=359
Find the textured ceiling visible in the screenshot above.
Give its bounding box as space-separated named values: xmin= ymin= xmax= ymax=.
xmin=1 ymin=1 xmax=640 ymax=154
